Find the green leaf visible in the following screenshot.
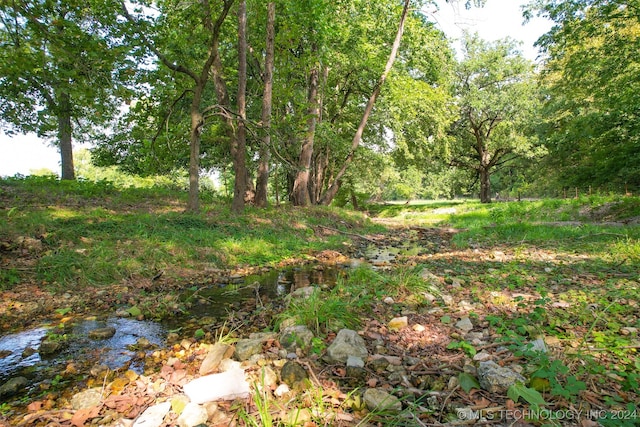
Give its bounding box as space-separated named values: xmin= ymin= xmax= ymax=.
xmin=127 ymin=305 xmax=142 ymax=317
xmin=194 ymin=328 xmax=205 ymax=339
xmin=507 ymin=383 xmax=547 ymax=406
xmin=458 ymin=372 xmax=481 ymax=393
xmin=54 ymin=307 xmax=72 ymax=316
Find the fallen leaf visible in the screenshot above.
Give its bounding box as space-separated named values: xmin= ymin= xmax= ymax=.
xmin=71 ymin=406 xmax=100 ymax=427
xmin=27 ymin=401 xmax=43 ymax=412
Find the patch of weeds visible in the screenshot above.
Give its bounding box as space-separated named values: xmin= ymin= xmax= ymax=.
xmin=0 ymin=268 xmax=21 ymax=290
xmin=447 ymin=340 xmax=476 ymax=357
xmin=276 ymin=287 xmax=360 ymax=335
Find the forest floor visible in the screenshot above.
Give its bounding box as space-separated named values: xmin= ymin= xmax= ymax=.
xmin=1 ymin=178 xmax=639 ymax=426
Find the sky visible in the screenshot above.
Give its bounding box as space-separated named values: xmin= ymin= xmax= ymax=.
xmin=0 ymin=0 xmax=552 ymax=178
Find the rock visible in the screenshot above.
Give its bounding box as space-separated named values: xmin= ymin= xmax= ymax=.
xmin=455 ymin=317 xmax=474 ymax=333
xmin=420 ymin=269 xmax=440 ymax=284
xmin=412 ymin=324 xmax=426 ymax=332
xmin=280 ymin=361 xmax=308 ymax=388
xmin=279 ymin=325 xmax=314 ymax=354
xmin=473 ymin=351 xmax=492 ymax=362
xmin=218 ymin=358 xmax=242 ymax=372
xmin=88 ymin=326 xmax=116 ymax=340
xmin=274 ymin=383 xmax=290 ymax=397
xmin=39 ymin=339 xmax=64 ymax=356
xmin=325 ymin=329 xmax=368 ymax=363
xmin=388 ymin=316 xmax=408 ymax=331
xmin=477 ymin=361 xmax=526 ymax=394
xmin=22 ymin=347 xmax=36 ymax=358
xmin=362 ymin=388 xmax=402 ymax=413
xmin=234 ymin=338 xmax=264 ymax=361
xmin=450 ymin=278 xmax=464 ymax=288
xmin=257 ymin=365 xmax=279 ymax=388
xmin=0 ymin=376 xmax=28 ymax=398
xmin=525 ymin=338 xmax=548 ymax=353
xmin=133 ymin=402 xmax=171 ymax=427
xmin=90 ymin=364 xmax=110 ymax=376
xmin=199 ymin=343 xmax=234 ymax=376
xmin=176 ymin=402 xmax=208 ymax=427
xmin=183 ymin=368 xmax=250 ymax=404
xmin=71 ymin=388 xmax=103 ymax=410
xmin=289 ymin=286 xmax=315 ymax=300
xmin=383 ymin=296 xmax=395 ymax=304
xmin=621 ymin=327 xmax=638 ymax=336
xmin=368 ymin=357 xmax=390 ymax=373
xmin=441 ymin=294 xmax=454 ymax=306
xmin=346 ymin=355 xmax=366 ymax=379
xmin=458 ymin=300 xmax=475 ymax=311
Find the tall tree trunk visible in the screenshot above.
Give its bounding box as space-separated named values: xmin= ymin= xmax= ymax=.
xmin=57 ymin=91 xmax=75 ymax=180
xmin=255 ymin=2 xmax=275 ymax=208
xmin=188 ymin=89 xmax=204 ymax=211
xmin=292 ymin=63 xmax=319 ymax=206
xmin=480 ymin=167 xmax=491 ymax=203
xmin=319 ymin=0 xmax=410 ymax=205
xmin=232 ymin=0 xmax=248 ymax=213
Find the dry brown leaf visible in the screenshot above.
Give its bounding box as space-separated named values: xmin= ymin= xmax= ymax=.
xmin=26 ymin=401 xmax=43 ymax=412
xmin=71 ymin=406 xmax=100 ymax=427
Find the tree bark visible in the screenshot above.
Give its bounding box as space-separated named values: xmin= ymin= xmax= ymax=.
xmin=292 ymin=61 xmax=319 ymax=206
xmin=231 ymin=0 xmax=248 ymax=214
xmin=188 ymin=89 xmax=204 ymax=211
xmin=480 ymin=167 xmax=491 ymax=203
xmin=57 ymin=91 xmax=75 ymax=180
xmin=255 ymin=2 xmax=275 ymax=208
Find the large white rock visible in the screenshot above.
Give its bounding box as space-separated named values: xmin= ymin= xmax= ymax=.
xmin=183 ymin=368 xmax=250 ymax=404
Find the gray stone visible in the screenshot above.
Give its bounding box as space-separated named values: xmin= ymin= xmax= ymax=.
xmin=525 ymin=338 xmax=548 ymax=353
xmin=199 ymin=343 xmax=234 ymax=376
xmin=325 ymin=329 xmax=368 ymax=363
xmin=0 ymin=376 xmax=28 ymax=398
xmin=362 ymin=388 xmax=402 ymax=413
xmin=279 ymin=325 xmax=314 ymax=353
xmin=346 ymin=355 xmax=366 ymax=379
xmin=176 ymin=402 xmax=208 ymax=427
xmin=39 ymin=339 xmax=64 ymax=356
xmin=368 ymin=357 xmax=390 ymax=373
xmin=477 ymin=361 xmax=526 ymax=394
xmin=420 ymin=269 xmax=440 ymax=284
xmin=133 ymin=401 xmax=171 ymax=427
xmin=289 ymin=286 xmax=316 ymax=300
xmin=280 ymin=361 xmax=308 ymax=388
xmin=71 ymin=388 xmax=103 ymax=410
xmin=473 ymin=351 xmax=492 ymax=362
xmin=234 ymin=338 xmax=264 ymax=361
xmin=88 ymin=326 xmax=116 ymax=340
xmin=455 ymin=317 xmax=474 ymax=333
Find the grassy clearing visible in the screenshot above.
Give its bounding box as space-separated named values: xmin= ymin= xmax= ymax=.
xmin=0 ymin=176 xmax=382 ymax=290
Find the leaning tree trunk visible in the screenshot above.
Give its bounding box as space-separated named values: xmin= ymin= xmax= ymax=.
xmin=292 ymin=63 xmax=319 ymax=206
xmin=255 ymin=2 xmax=275 ymax=208
xmin=57 ymin=92 xmax=75 ymax=180
xmin=318 ymin=0 xmax=410 ymax=205
xmin=188 ymin=89 xmax=204 ymax=212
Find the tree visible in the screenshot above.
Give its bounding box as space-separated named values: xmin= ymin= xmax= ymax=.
xmin=117 ymin=0 xmax=234 ymax=212
xmin=527 ymin=0 xmax=640 ymax=191
xmin=254 ymin=2 xmax=275 ymax=208
xmin=0 ymin=0 xmax=129 ymax=180
xmin=448 ymin=33 xmax=542 ymax=203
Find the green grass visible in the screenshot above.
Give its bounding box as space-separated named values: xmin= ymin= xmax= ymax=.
xmin=0 ymin=176 xmax=381 ymax=290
